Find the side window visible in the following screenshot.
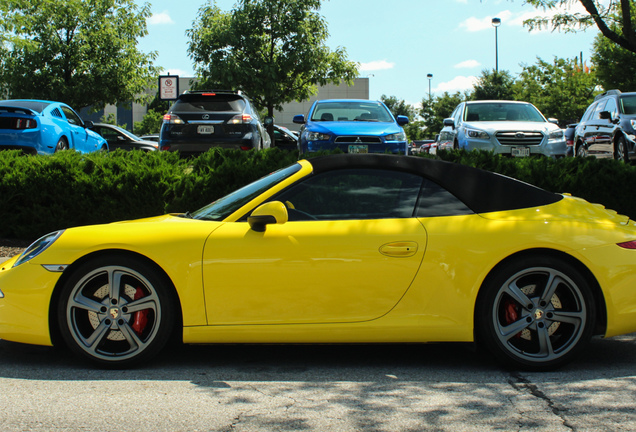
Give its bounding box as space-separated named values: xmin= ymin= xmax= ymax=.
xmin=416 ymin=181 xmax=473 ymax=217
xmin=603 ymin=98 xmax=618 ymax=117
xmin=61 ymin=106 xmax=82 ymax=126
xmin=593 ymin=99 xmax=606 ymax=119
xmin=454 ymin=104 xmax=463 ymax=125
xmin=580 ymin=102 xmax=598 ymax=122
xmin=274 ymin=169 xmax=423 ymax=220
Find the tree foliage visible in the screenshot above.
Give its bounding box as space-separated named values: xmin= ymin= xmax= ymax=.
xmin=187 ymin=0 xmax=358 ymax=119
xmin=591 ymin=6 xmax=636 ymax=91
xmin=513 ymin=57 xmax=598 ymax=124
xmin=380 ymin=95 xmax=425 ymax=140
xmin=0 ymin=0 xmax=159 ymax=110
xmin=420 ymin=91 xmax=470 ymax=137
xmin=523 ymin=0 xmax=636 ymax=54
xmin=472 ymin=69 xmax=515 ymax=101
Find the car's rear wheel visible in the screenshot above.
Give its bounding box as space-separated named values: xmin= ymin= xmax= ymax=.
xmin=615 ymin=135 xmax=629 ymax=163
xmin=57 ymin=255 xmax=176 ymax=368
xmin=475 ymin=256 xmax=595 ymax=371
xmin=55 ymin=137 xmax=68 ymax=152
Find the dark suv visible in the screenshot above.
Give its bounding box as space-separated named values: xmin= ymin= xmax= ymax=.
xmin=573 ymin=89 xmax=636 ymax=162
xmin=159 ymin=90 xmax=272 ymax=154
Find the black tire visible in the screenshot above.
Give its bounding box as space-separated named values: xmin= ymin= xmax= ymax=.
xmin=615 ymin=135 xmax=629 ymax=163
xmin=475 ymin=255 xmax=595 ymax=371
xmin=57 ymin=255 xmax=176 ymax=368
xmin=575 ymin=143 xmax=588 ymax=158
xmin=55 ymin=137 xmax=69 ymax=152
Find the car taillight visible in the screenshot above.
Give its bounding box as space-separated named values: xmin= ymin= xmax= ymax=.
xmin=229 ymin=114 xmax=252 ymax=124
xmin=160 ymin=144 xmax=171 ymax=151
xmin=13 ymin=118 xmax=36 ymax=129
xmin=163 ymin=114 xmax=185 ymax=125
xmin=239 ymin=145 xmax=251 ymax=151
xmin=617 ymin=240 xmax=636 ymax=249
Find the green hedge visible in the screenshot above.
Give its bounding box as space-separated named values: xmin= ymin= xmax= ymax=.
xmin=1 ymin=148 xmax=634 ymax=240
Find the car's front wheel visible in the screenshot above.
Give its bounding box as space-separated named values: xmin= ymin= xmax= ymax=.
xmin=475 ymin=255 xmax=595 ymax=371
xmin=575 ymin=143 xmax=588 ymax=158
xmin=57 ymin=255 xmax=176 ymax=368
xmin=615 ymin=135 xmax=630 ymax=163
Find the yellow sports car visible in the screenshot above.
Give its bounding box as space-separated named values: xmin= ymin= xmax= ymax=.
xmin=1 ymin=154 xmax=636 ymax=370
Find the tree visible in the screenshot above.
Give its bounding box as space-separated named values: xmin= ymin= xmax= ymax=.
xmin=420 ymin=91 xmax=470 ymax=137
xmin=591 ymin=7 xmax=636 ymax=91
xmin=523 ymin=0 xmax=636 ymax=54
xmin=472 ymin=69 xmax=515 ymax=100
xmin=0 ymin=0 xmax=159 ymax=110
xmin=513 ymin=57 xmax=598 ymax=124
xmin=187 ymin=0 xmax=358 ymax=124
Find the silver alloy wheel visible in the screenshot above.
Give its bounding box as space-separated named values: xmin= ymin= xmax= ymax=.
xmin=491 ymin=266 xmax=586 ymax=364
xmin=65 ymin=265 xmax=163 ymax=362
xmin=616 ymin=135 xmax=629 ymax=162
xmin=576 ymin=144 xmax=588 ymax=157
xmin=55 ymin=137 xmax=68 ymax=152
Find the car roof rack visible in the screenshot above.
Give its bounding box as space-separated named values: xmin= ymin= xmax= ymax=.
xmin=594 ymin=89 xmax=621 ymax=101
xmin=184 ymin=89 xmax=243 ymax=95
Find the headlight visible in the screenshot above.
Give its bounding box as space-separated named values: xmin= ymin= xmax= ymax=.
xmin=548 ymin=129 xmax=564 ymax=141
xmin=13 ymin=230 xmax=64 ymax=268
xmin=465 ymin=128 xmax=490 ymax=139
xmin=306 ymin=131 xmax=330 ymax=141
xmin=385 ymin=131 xmax=407 ymax=141
xmin=630 ymin=119 xmax=636 ymax=132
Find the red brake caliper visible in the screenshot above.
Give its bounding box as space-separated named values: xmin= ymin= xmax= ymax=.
xmin=132 ymin=287 xmax=149 ymax=335
xmin=503 ymin=299 xmax=521 ymax=338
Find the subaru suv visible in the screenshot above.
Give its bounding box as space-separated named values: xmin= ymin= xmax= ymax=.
xmin=159 ymin=90 xmax=271 ymax=154
xmin=440 ymin=100 xmax=567 ymax=158
xmin=572 ymin=89 xmax=636 ymax=162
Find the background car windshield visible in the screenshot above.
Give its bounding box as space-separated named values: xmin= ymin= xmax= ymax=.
xmin=620 ymin=96 xmax=636 ymax=115
xmin=171 ymin=95 xmax=246 ymax=113
xmin=191 ymin=163 xmax=302 ymax=221
xmin=465 ymin=103 xmax=545 ymax=122
xmin=310 ymin=101 xmax=393 ymax=122
xmin=0 ymin=100 xmax=50 ymax=113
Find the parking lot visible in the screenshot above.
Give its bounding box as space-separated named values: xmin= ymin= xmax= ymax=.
xmin=1 ymin=333 xmax=636 ymax=431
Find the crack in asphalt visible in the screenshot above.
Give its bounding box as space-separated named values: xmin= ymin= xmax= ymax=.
xmin=508 ymin=371 xmax=576 ymax=431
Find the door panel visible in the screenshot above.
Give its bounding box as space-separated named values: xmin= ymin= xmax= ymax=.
xmin=203 ymin=218 xmax=427 ymax=325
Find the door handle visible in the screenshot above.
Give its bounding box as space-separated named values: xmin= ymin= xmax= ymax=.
xmin=379 ymin=241 xmax=418 ymax=257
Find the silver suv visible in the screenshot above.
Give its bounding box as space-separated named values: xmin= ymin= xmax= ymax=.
xmin=440 ymin=100 xmax=567 ymax=157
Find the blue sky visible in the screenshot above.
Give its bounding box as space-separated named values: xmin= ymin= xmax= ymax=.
xmin=137 ymin=0 xmax=599 ymax=106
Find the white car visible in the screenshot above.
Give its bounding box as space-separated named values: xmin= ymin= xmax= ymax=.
xmin=441 ymin=100 xmax=567 ymax=157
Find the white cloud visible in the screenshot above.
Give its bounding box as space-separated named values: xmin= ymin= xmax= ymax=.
xmin=359 ymin=60 xmax=395 ymax=72
xmin=149 ymin=11 xmax=174 ymax=25
xmin=160 ymin=69 xmax=191 ymax=77
xmin=459 ymin=11 xmax=513 ymax=32
xmin=455 ymin=59 xmax=481 ymax=69
xmin=435 ymin=76 xmax=478 ymax=93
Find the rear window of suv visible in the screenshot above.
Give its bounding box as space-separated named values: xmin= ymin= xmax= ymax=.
xmin=171 ymin=94 xmax=246 ymax=113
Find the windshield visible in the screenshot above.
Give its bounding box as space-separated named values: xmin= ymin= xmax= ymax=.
xmin=620 ymin=95 xmax=636 ymax=115
xmin=464 ymin=103 xmax=546 ymax=122
xmin=0 ymin=100 xmax=50 ymax=113
xmin=310 ymin=101 xmax=393 ymax=122
xmin=191 ymin=163 xmax=303 ymax=221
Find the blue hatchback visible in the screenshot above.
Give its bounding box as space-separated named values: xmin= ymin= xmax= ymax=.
xmin=294 ymin=99 xmax=409 ymax=154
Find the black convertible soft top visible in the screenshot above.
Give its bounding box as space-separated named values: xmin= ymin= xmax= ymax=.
xmin=308 ymin=154 xmax=562 ymax=214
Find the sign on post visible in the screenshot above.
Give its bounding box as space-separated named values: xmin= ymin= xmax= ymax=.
xmin=159 ymin=75 xmax=179 ymax=100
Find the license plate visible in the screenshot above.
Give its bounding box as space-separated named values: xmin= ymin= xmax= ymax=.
xmin=511 ymin=147 xmax=530 ymax=157
xmin=197 ymin=125 xmax=214 ymax=135
xmin=348 ymin=145 xmax=368 ymax=154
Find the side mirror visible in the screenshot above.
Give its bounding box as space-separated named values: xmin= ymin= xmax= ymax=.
xmin=547 ymin=118 xmax=559 ymax=125
xmin=293 ymin=114 xmax=306 ymax=124
xmin=263 ymin=116 xmax=273 ymax=127
xmin=396 ymin=115 xmax=409 ymax=126
xmin=443 ymin=118 xmax=455 ymax=128
xmin=248 ymin=201 xmax=288 ymax=232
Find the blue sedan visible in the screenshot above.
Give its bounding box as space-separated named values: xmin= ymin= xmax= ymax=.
xmin=293 ymin=99 xmax=409 ymax=154
xmin=0 ymin=100 xmax=108 ymax=155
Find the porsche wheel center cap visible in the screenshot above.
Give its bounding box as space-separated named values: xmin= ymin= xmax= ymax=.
xmin=534 ymin=309 xmax=544 ymax=320
xmin=109 ymin=307 xmax=120 ymax=319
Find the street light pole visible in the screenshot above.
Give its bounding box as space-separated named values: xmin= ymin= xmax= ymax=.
xmin=426 ymin=73 xmax=433 ymax=100
xmin=491 ymin=17 xmax=501 ymax=73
